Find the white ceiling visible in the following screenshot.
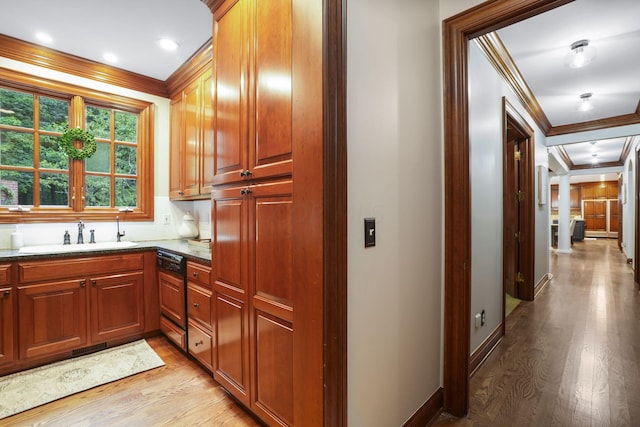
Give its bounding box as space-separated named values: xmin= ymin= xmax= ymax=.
xmin=496 ymin=0 xmax=640 ymax=174
xmin=0 ymin=0 xmax=212 ymax=81
xmin=497 ymin=0 xmax=640 ymax=127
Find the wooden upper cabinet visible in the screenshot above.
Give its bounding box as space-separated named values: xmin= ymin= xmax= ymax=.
xmin=169 ymin=94 xmax=184 ymax=199
xmin=169 ymin=68 xmax=214 ymax=200
xmin=212 ymin=0 xmax=293 ymax=186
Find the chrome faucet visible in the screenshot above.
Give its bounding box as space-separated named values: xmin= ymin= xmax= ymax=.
xmin=116 ymin=216 xmax=125 ymax=242
xmin=77 ymin=221 xmax=85 ymax=244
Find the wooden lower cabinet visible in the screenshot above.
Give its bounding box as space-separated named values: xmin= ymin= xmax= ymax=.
xmin=212 ymin=180 xmax=294 ymax=425
xmin=186 ymin=261 xmax=213 ymax=372
xmin=15 ymin=253 xmax=147 ymax=365
xmin=90 ymin=271 xmax=145 ymax=342
xmin=18 ymin=278 xmax=88 ymax=359
xmin=0 ymin=284 xmax=14 ymax=365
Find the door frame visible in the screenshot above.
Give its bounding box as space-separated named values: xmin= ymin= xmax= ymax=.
xmin=442 ymin=0 xmax=573 ymax=416
xmin=502 ymin=98 xmax=535 ymax=305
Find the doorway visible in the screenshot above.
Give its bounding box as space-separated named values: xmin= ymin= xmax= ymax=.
xmin=442 ymin=0 xmax=573 ymax=417
xmin=503 ymin=100 xmax=535 ymax=303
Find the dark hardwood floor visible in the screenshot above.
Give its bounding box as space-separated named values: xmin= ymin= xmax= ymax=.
xmin=3 ymin=336 xmax=261 ymax=426
xmin=435 ymin=238 xmax=640 ymax=427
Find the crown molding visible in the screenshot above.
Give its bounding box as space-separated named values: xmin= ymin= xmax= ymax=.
xmin=475 ymin=33 xmax=552 ymax=134
xmin=477 ymin=32 xmax=640 ymax=139
xmin=557 ymin=146 xmax=574 ymax=168
xmin=165 ymin=40 xmax=213 ymax=97
xmin=547 ymin=111 xmax=640 ymax=136
xmin=201 ymin=0 xmax=224 ymax=12
xmin=620 ymin=136 xmax=634 ymax=163
xmin=0 ymin=34 xmax=168 ymax=98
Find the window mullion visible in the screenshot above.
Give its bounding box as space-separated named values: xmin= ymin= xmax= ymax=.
xmin=69 ymin=95 xmax=85 ymax=211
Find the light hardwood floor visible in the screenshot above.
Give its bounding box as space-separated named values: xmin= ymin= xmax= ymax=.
xmin=435 ymin=238 xmax=640 ymax=426
xmin=3 ymin=337 xmax=261 ymax=426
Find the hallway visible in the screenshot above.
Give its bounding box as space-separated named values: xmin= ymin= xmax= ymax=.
xmin=436 ymin=239 xmax=640 ymax=426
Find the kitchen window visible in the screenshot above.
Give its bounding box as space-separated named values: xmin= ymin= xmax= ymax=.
xmin=0 ymin=69 xmax=154 ymax=223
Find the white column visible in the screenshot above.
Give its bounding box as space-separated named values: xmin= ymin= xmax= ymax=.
xmin=557 ymin=174 xmax=571 ymax=253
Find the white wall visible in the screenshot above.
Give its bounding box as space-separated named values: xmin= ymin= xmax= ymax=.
xmin=623 ymin=142 xmax=638 ymax=261
xmin=0 ymin=57 xmax=207 ymax=248
xmin=468 ymin=40 xmax=549 ymax=353
xmin=347 ymin=0 xmax=442 ymax=425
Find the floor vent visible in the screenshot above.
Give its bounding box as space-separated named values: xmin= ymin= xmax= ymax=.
xmin=72 ymin=342 xmax=107 ymax=357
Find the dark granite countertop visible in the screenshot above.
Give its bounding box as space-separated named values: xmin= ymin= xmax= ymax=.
xmin=0 ymin=239 xmax=212 ymax=265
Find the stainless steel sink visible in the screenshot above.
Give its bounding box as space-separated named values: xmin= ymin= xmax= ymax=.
xmin=18 ymin=241 xmax=138 ymax=254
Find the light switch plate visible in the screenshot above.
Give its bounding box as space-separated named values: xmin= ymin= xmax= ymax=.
xmin=364 ymin=218 xmax=375 ymax=247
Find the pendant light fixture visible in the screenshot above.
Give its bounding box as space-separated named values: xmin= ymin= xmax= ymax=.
xmin=565 ymin=39 xmax=596 ymax=69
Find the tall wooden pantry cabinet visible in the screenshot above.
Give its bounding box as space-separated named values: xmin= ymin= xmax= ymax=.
xmin=205 ymin=0 xmax=324 ymax=425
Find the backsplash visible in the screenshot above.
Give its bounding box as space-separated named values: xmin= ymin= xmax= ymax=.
xmin=0 ymin=197 xmax=212 ymax=250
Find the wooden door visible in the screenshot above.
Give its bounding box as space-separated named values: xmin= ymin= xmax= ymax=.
xmin=212 ymin=185 xmax=250 ymax=405
xmin=502 ymin=105 xmax=534 ymax=302
xmin=18 ymin=279 xmax=88 ymax=359
xmin=169 ymin=94 xmax=184 ymax=199
xmin=200 ymin=69 xmax=214 ymax=196
xmin=182 ymin=78 xmax=202 ymax=198
xmin=250 ymin=0 xmax=293 ymax=182
xmin=249 ymin=180 xmax=294 ymax=425
xmin=90 ymin=271 xmax=144 ymax=342
xmin=212 ymin=0 xmax=249 ymax=186
xmin=0 ymin=286 xmax=13 ymax=365
xmin=503 ymin=130 xmax=519 ymax=299
xmin=584 ymin=200 xmax=607 ymax=231
xmin=610 ymin=199 xmax=619 ymax=234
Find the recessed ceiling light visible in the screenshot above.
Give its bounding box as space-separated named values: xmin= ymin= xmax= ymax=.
xmin=565 ymin=39 xmax=596 ymax=69
xmin=35 ymin=32 xmax=53 ymax=44
xmin=103 ymin=52 xmax=118 ymax=64
xmin=158 ymin=38 xmax=179 ymax=51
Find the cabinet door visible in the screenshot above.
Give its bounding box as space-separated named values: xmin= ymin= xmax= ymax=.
xmin=201 ymin=69 xmax=215 ymax=195
xmin=0 ymin=287 xmax=13 ymax=365
xmin=182 ymin=78 xmax=202 ymax=198
xmin=169 ymin=93 xmax=184 ymax=199
xmin=213 ymin=0 xmax=249 ymax=186
xmin=90 ymin=271 xmax=144 ymax=342
xmin=249 ymin=180 xmax=294 ymax=425
xmin=212 ymin=185 xmax=250 ymax=404
xmin=18 ymin=279 xmax=88 ymax=359
xmin=159 ymin=271 xmax=186 ymax=329
xmin=251 ymin=0 xmax=293 ymax=181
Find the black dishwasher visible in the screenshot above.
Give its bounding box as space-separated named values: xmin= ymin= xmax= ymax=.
xmin=157 ymin=249 xmax=188 ymax=350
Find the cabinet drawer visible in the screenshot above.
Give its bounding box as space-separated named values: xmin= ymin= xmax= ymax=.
xmin=188 ymin=319 xmax=213 ymax=372
xmin=160 ymin=316 xmax=186 ymax=351
xmin=187 ymin=262 xmax=211 ymax=288
xmin=18 ymin=253 xmax=144 ymax=284
xmin=187 ymin=283 xmax=212 ymax=328
xmin=0 ymin=264 xmax=10 ymax=286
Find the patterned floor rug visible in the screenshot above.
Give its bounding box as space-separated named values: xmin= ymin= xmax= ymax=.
xmin=0 ymin=339 xmax=164 ymax=420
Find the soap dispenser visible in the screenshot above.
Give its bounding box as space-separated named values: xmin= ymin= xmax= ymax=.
xmin=178 ymin=211 xmax=199 ymax=239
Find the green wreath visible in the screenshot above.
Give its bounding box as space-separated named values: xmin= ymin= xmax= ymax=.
xmin=58 ymin=127 xmax=97 ymax=160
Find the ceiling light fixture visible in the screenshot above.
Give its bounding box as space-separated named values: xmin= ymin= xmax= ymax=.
xmin=566 ymin=39 xmax=596 ymax=69
xmin=158 ymin=38 xmax=179 ymax=51
xmin=578 ymin=92 xmax=594 ymax=112
xmin=591 ymin=153 xmax=599 ymax=163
